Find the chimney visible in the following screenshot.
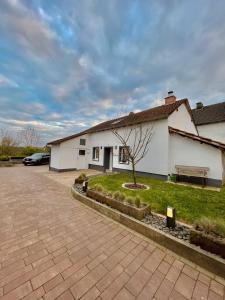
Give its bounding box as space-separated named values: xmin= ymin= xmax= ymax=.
xmin=165 ymin=91 xmax=176 ymax=105
xmin=196 ymin=102 xmax=203 ymax=109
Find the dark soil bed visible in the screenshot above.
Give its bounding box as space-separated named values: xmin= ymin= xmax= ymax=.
xmin=123 ymin=183 xmax=149 ymax=190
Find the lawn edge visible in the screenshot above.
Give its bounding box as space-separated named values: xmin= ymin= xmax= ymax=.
xmin=71 ymin=186 xmax=225 ymax=280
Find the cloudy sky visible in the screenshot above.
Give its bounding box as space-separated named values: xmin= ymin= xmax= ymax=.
xmin=0 ymin=0 xmax=225 ymax=145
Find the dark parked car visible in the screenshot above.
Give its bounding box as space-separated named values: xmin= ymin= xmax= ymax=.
xmin=23 ymin=153 xmax=50 ymax=166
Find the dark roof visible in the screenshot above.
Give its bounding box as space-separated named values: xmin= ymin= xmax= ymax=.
xmin=192 ymin=102 xmax=225 ymax=126
xmin=169 ymin=126 xmax=225 ymax=150
xmin=47 ymin=99 xmax=189 ymax=145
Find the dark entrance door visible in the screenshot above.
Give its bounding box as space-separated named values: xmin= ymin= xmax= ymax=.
xmin=104 ymin=147 xmax=111 ymax=170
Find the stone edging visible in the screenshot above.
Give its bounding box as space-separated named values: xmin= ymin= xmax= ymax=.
xmin=71 ymin=186 xmax=225 ymax=279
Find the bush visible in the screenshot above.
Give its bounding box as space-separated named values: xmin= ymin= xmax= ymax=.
xmin=21 ymin=146 xmax=44 ymax=156
xmin=107 ymin=192 xmax=113 ymax=198
xmin=0 ymin=155 xmax=10 ymax=161
xmin=126 ymin=197 xmax=134 ymax=206
xmin=194 ymin=217 xmax=225 ymax=238
xmin=113 ymin=191 xmax=121 ymax=200
xmin=118 ymin=193 xmax=126 ymax=202
xmin=134 ymin=196 xmax=141 ymax=208
xmin=77 ymin=173 xmax=87 ymax=180
xmin=93 ymin=184 xmax=104 ymax=193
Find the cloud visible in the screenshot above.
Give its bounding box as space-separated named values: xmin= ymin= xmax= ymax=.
xmin=0 ymin=0 xmax=225 ymax=145
xmin=0 ymin=74 xmax=18 ymax=87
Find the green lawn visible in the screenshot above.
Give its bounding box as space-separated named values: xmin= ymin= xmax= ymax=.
xmin=89 ymin=173 xmax=225 ymax=225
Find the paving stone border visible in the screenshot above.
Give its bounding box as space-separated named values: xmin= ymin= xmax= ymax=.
xmin=71 ymin=186 xmax=225 ymax=279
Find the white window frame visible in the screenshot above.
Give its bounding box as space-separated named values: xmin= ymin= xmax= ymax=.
xmin=92 ymin=147 xmax=99 ymax=161
xmin=119 ymin=146 xmax=129 ymax=164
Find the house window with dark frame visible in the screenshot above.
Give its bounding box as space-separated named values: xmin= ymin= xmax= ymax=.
xmin=119 ymin=146 xmax=129 ymax=164
xmin=79 ymin=149 xmax=85 ymax=156
xmin=92 ymin=147 xmax=99 ymax=161
xmin=80 ymin=138 xmax=86 ymax=146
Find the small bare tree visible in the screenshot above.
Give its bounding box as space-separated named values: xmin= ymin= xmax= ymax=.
xmin=18 ymin=127 xmax=40 ymax=147
xmin=112 ymin=124 xmax=153 ymax=186
xmin=0 ymin=129 xmax=18 ymax=155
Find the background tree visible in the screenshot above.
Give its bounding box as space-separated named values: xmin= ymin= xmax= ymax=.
xmin=112 ymin=124 xmax=153 ymax=186
xmin=18 ymin=127 xmax=40 ymax=147
xmin=0 ymin=129 xmax=18 ymax=156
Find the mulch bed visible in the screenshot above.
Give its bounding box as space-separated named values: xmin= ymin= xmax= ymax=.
xmin=123 ymin=183 xmax=149 ymax=190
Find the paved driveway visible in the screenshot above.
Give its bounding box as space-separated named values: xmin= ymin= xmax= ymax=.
xmin=0 ymin=166 xmax=224 ymax=300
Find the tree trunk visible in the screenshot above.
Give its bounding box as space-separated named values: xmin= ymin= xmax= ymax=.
xmin=132 ymin=161 xmax=137 ymax=186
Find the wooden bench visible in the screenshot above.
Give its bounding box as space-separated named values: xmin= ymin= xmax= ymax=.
xmin=175 ymin=165 xmax=209 ymax=186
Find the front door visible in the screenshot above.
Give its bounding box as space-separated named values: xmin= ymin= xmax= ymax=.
xmin=104 ymin=147 xmax=112 ymax=170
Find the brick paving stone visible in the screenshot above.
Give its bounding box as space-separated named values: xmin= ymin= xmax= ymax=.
xmin=44 ymin=266 xmax=89 ymax=300
xmin=126 ymin=266 xmax=152 ymax=296
xmin=80 ymin=286 xmax=101 ymax=300
xmin=31 ymin=258 xmax=72 ymax=289
xmin=192 ymin=280 xmax=209 ymax=300
xmin=1 ymin=281 xmax=32 ymax=300
xmin=100 ymin=272 xmax=130 ymax=300
xmin=154 ymin=278 xmax=174 ymax=300
xmin=144 ymin=248 xmax=165 ymax=273
xmin=43 ymin=274 xmax=64 ymax=293
xmin=166 ymin=266 xmax=182 ymax=284
xmin=114 ymin=288 xmax=135 ymax=300
xmin=56 ymin=290 xmax=74 ymax=300
xmin=208 ymin=290 xmax=223 ymax=300
xmin=182 ymin=265 xmax=199 ymax=280
xmin=70 ymin=264 xmax=107 ymax=299
xmin=198 ymin=273 xmax=211 ymax=286
xmin=210 ymin=279 xmax=224 ymax=297
xmin=174 ymin=273 xmax=195 ymax=299
xmin=23 ymin=286 xmax=45 ymax=300
xmin=169 ymin=289 xmax=188 ymax=300
xmin=125 ymin=249 xmax=150 ymax=276
xmin=0 ymin=167 xmax=225 ymax=300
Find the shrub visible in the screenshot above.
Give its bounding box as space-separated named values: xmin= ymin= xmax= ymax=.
xmin=126 ymin=197 xmax=134 ymax=206
xmin=0 ymin=155 xmax=10 ymax=161
xmin=113 ymin=191 xmax=121 ymax=200
xmin=77 ymin=173 xmax=87 ymax=180
xmin=194 ymin=217 xmax=225 ymax=238
xmin=94 ymin=184 xmax=104 ymax=193
xmin=134 ymin=196 xmax=141 ymax=208
xmin=107 ymin=192 xmax=113 ymax=198
xmin=118 ymin=193 xmax=126 ymax=202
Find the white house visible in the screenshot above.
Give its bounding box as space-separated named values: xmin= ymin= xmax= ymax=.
xmin=192 ymin=101 xmax=225 ymax=143
xmin=47 ymin=93 xmax=225 ymax=187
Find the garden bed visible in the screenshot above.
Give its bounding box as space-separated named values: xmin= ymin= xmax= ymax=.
xmin=190 ymin=229 xmax=225 ymax=259
xmin=86 ymin=188 xmax=150 ymax=220
xmin=75 ymin=183 xmax=190 ymax=241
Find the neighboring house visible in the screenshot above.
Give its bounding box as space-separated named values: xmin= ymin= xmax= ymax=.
xmin=47 ymin=93 xmax=225 ymax=187
xmin=192 ymin=101 xmax=225 ymax=143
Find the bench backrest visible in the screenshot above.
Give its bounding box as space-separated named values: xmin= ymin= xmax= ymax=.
xmin=175 ymin=165 xmax=209 ymax=178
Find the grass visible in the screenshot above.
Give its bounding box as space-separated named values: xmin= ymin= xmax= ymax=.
xmin=89 ymin=173 xmax=225 ymax=225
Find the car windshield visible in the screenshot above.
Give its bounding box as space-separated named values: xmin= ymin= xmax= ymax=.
xmin=31 ymin=153 xmax=42 ymax=158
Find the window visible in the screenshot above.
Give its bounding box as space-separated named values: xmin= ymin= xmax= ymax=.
xmin=80 ymin=139 xmax=86 ymax=146
xmin=119 ymin=146 xmax=129 ymax=164
xmin=92 ymin=147 xmax=99 ymax=161
xmin=79 ymin=149 xmax=85 ymax=156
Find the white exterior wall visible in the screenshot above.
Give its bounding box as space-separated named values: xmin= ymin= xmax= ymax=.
xmin=58 ymin=134 xmax=89 ymax=170
xmin=197 ymin=122 xmax=225 ymax=143
xmin=169 ymin=134 xmax=223 ymax=180
xmin=50 ymin=145 xmax=60 ymax=169
xmin=168 ymin=103 xmax=197 ymax=134
xmin=89 ymin=119 xmax=169 ymax=176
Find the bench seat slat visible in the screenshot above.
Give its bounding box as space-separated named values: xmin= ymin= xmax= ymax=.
xmin=175 ymin=165 xmax=209 ymax=178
